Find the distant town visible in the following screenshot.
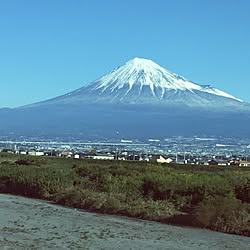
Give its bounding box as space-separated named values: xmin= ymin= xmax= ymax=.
xmin=1 ymin=135 xmax=250 ymax=167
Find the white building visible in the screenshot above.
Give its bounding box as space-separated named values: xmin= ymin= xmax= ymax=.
xmin=28 ymin=151 xmax=45 ymax=156
xmin=92 ymin=155 xmax=114 ymax=160
xmin=74 ymin=154 xmax=80 ymax=159
xmin=35 ymin=152 xmax=44 ymax=156
xmin=156 ymin=155 xmax=172 ymax=164
xmin=239 ymin=161 xmax=250 ymax=167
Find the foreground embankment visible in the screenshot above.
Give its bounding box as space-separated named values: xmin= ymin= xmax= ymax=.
xmin=0 ymin=153 xmax=249 ymax=236
xmin=1 ymin=194 xmax=250 ymax=250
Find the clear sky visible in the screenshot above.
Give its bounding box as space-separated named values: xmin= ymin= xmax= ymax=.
xmin=0 ymin=0 xmax=250 ymax=107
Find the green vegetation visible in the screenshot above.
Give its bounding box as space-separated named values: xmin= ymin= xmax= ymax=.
xmin=0 ymin=153 xmax=249 ymax=236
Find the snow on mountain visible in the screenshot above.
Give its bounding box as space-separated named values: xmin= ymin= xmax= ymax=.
xmin=26 ymin=57 xmax=245 ymax=110
xmin=87 ymin=58 xmax=241 ymax=102
xmin=5 ymin=58 xmax=250 ymax=139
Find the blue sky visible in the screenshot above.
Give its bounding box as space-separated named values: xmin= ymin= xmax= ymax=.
xmin=0 ymin=0 xmax=250 ymax=107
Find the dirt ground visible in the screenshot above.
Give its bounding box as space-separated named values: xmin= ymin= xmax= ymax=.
xmin=0 ymin=194 xmax=249 ymax=250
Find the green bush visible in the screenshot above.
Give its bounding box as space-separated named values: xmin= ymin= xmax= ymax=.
xmin=194 ymin=195 xmax=250 ymax=235
xmin=225 ymin=171 xmax=250 ymax=203
xmin=0 ymin=153 xmax=249 ymax=236
xmin=15 ymin=156 xmax=47 ymax=166
xmin=143 ymin=172 xmax=233 ymax=206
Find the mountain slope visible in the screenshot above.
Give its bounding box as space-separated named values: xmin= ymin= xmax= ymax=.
xmin=27 ymin=58 xmax=245 ymax=110
xmin=1 ymin=58 xmax=250 ymax=139
xmin=88 ymin=57 xmax=240 ymax=101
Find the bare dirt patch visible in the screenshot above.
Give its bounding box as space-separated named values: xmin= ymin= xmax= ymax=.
xmin=0 ymin=194 xmax=249 ymax=249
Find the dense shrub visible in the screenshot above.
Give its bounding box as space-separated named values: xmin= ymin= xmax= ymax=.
xmin=194 ymin=195 xmax=250 ymax=235
xmin=0 ymin=153 xmax=249 ymax=236
xmin=224 ymin=171 xmax=250 ymax=203
xmin=143 ymin=172 xmax=233 ymax=207
xmin=15 ymin=157 xmax=47 ymax=167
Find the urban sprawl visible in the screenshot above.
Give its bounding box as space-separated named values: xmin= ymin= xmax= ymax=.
xmin=1 ymin=136 xmax=250 ymax=167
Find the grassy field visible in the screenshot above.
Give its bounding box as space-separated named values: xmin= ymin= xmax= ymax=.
xmin=0 ymin=153 xmax=249 ymax=236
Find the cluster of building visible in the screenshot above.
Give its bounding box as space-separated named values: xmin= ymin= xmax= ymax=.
xmin=1 ymin=136 xmax=250 ymax=167
xmin=1 ymin=147 xmax=250 ymax=167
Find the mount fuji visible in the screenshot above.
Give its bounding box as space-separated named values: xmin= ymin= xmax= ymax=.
xmin=29 ymin=58 xmax=244 ymax=109
xmin=1 ymin=58 xmax=250 ymax=139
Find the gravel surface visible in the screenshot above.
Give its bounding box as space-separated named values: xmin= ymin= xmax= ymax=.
xmin=0 ymin=194 xmax=249 ymax=250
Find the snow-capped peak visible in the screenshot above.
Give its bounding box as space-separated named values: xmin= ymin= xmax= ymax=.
xmin=90 ymin=58 xmax=241 ymax=102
